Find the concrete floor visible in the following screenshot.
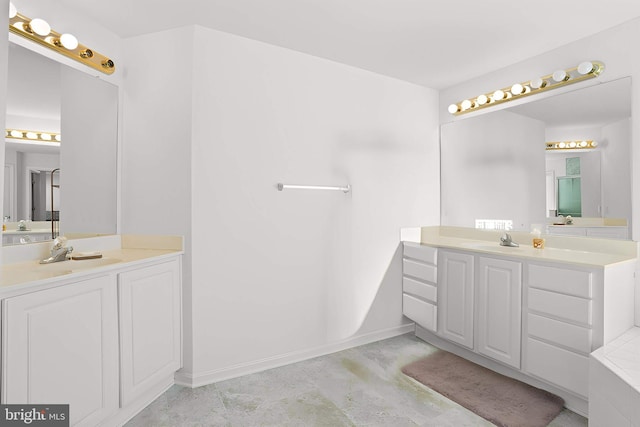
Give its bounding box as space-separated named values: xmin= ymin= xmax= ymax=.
xmin=126 ymin=333 xmax=588 ymax=426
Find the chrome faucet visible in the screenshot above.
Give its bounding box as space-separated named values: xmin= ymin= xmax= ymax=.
xmin=40 ymin=237 xmax=73 ymax=264
xmin=499 ymin=233 xmax=519 ymax=247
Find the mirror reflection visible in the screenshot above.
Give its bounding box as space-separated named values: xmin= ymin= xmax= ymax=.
xmin=3 ymin=42 xmax=118 ymax=246
xmin=441 ymin=77 xmax=631 ymax=239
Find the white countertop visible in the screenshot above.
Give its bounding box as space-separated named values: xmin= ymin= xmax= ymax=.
xmin=412 ymin=226 xmax=637 ymax=267
xmin=0 ymin=235 xmax=183 ymax=296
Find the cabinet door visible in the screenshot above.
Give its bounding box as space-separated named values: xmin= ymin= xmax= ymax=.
xmin=438 ymin=251 xmax=474 ymax=349
xmin=1 ymin=275 xmax=119 ymax=426
xmin=119 ymin=258 xmax=182 ymax=407
xmin=477 ymin=257 xmax=522 ymax=368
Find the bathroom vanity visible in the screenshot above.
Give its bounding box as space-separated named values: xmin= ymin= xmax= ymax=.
xmin=402 ymin=226 xmax=637 ymax=416
xmin=546 ymin=218 xmax=629 ymax=240
xmin=0 ymin=235 xmax=183 ymax=426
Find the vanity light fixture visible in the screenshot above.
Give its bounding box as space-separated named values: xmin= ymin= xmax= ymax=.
xmin=545 ymin=140 xmax=598 ymax=151
xmin=5 ymin=128 xmax=61 ymax=143
xmin=7 ymin=3 xmax=115 ymax=75
xmin=448 ymin=61 xmax=604 ymax=115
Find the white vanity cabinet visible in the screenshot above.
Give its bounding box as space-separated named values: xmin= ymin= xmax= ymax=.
xmin=437 ymin=250 xmax=522 ymax=367
xmin=438 ymin=251 xmax=474 ymax=349
xmin=477 ymin=257 xmax=522 ymax=369
xmin=119 ymin=258 xmax=182 ymax=408
xmin=412 ymin=226 xmax=637 ymax=415
xmin=402 ymin=243 xmax=438 ymax=332
xmin=522 ymin=261 xmax=635 ymax=399
xmin=0 ymin=252 xmax=183 ymax=426
xmin=412 ymin=242 xmax=634 ymax=414
xmin=1 ymin=274 xmax=120 ymax=426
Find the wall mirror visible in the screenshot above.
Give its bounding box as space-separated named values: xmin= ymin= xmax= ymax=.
xmin=3 ymin=42 xmax=118 ymax=246
xmin=440 ymin=77 xmax=632 ymax=236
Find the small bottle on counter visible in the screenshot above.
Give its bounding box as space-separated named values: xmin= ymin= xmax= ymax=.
xmin=530 ymin=224 xmax=545 ymax=249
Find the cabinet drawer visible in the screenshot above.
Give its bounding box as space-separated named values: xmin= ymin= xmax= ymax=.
xmin=528 ymin=288 xmax=591 ymax=326
xmin=528 ymin=264 xmax=592 ymax=298
xmin=403 ymin=244 xmax=437 ymax=265
xmin=526 ymin=338 xmax=589 ymax=397
xmin=403 ymin=276 xmax=437 ymax=303
xmin=403 ymin=294 xmax=437 ymax=332
xmin=527 ymin=313 xmax=592 ymax=354
xmin=403 ymin=259 xmax=437 ymax=283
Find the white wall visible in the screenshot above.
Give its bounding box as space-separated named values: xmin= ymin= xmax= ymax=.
xmin=121 ymin=27 xmax=194 ymax=371
xmin=189 ymin=26 xmax=439 ymax=380
xmin=121 ymin=25 xmax=439 ymax=384
xmin=441 ymin=110 xmax=546 ymax=231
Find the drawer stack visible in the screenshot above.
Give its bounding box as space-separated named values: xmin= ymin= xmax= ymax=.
xmin=525 ymin=263 xmax=593 ymax=398
xmin=402 ymin=243 xmax=438 ymax=332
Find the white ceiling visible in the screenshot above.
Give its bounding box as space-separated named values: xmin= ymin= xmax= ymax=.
xmin=44 ymin=0 xmax=640 ymax=89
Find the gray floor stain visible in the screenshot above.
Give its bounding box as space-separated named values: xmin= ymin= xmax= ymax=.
xmin=340 ymin=358 xmax=372 ymax=382
xmin=126 ymin=333 xmax=588 ymax=426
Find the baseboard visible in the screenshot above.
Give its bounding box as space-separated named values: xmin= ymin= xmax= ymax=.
xmin=175 ymin=323 xmax=415 ymax=388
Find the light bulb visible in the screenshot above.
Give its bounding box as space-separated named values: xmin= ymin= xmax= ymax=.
xmin=29 ymin=18 xmax=51 ymax=36
xmin=60 ymin=33 xmax=78 ymax=50
xmin=448 ymin=104 xmax=459 ymax=114
xmin=54 ymin=134 xmax=61 ymax=142
xmin=511 ymin=83 xmax=524 ymax=95
xmin=579 ymin=140 xmax=588 ymax=147
xmin=552 ymin=70 xmax=569 ymax=82
xmin=10 ymin=130 xmax=22 ymax=138
xmin=476 ymin=94 xmax=489 ymax=105
xmin=9 ymin=2 xmax=17 ymax=18
xmin=492 ymin=90 xmax=505 ymax=102
xmin=530 ymin=78 xmax=546 ymax=90
xmin=591 ymin=141 xmax=598 ymax=147
xmin=577 ymin=61 xmax=595 ymax=75
xmin=569 ymin=141 xmax=577 ymax=148
xmin=40 ymin=133 xmax=52 ymax=141
xmin=461 ymin=99 xmax=473 ymax=110
xmin=26 ymin=132 xmax=38 ymax=140
xmin=558 ymin=142 xmax=566 ymax=149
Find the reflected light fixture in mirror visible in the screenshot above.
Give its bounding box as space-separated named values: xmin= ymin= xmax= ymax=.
xmin=545 ymin=140 xmax=598 ymax=150
xmin=448 ymin=61 xmax=604 ymax=115
xmin=7 ymin=3 xmax=115 ymax=75
xmin=5 ymin=128 xmax=61 ymax=143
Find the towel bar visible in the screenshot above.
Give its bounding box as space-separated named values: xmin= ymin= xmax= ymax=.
xmin=277 ymin=183 xmax=351 ymax=193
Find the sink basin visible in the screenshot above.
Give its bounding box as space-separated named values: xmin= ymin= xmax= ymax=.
xmin=459 ymin=241 xmax=521 ymax=251
xmin=37 ymin=257 xmax=122 ymax=273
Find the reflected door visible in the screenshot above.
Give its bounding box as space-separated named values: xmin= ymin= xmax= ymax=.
xmin=30 ymin=171 xmax=46 ymax=221
xmin=557 ymin=177 xmax=582 ymax=217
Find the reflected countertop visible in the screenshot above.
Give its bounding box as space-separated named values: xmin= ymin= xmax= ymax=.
xmin=3 ymin=228 xmax=52 ymax=235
